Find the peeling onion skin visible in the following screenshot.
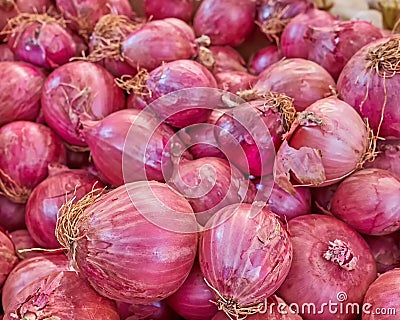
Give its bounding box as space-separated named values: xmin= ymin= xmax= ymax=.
xmin=0 ymin=196 xmax=26 ymax=231
xmin=362 ymin=268 xmax=400 ymax=320
xmin=277 ymin=215 xmax=377 ymax=320
xmin=331 ymin=168 xmax=400 ymax=236
xmin=0 ymin=230 xmax=18 ymax=289
xmin=72 ymin=181 xmax=198 ymax=303
xmin=144 ymin=0 xmax=195 ymax=22
xmin=200 ymin=203 xmax=293 ymax=309
xmin=4 ymin=271 xmax=120 ymax=320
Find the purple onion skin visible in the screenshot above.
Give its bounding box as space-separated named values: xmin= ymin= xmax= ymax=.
xmin=215 ymin=71 xmax=256 ymax=94
xmin=0 ymin=44 xmax=15 ymax=61
xmin=208 ymin=46 xmax=247 ymax=73
xmin=331 ymin=168 xmax=400 ymax=236
xmin=248 ymin=45 xmax=282 ymax=75
xmin=311 ymin=182 xmax=339 ymax=214
xmin=364 ymin=139 xmax=400 ymax=179
xmin=281 ymin=8 xmax=336 ymax=59
xmin=193 ymin=0 xmax=256 ymax=46
xmin=0 ymin=196 xmax=26 ymax=231
xmin=8 ymin=22 xmax=77 ymax=69
xmin=41 ymin=61 xmax=125 ymax=147
xmin=337 ymin=37 xmax=400 ymax=139
xmin=144 ymin=0 xmax=194 ymax=22
xmin=108 ymin=0 xmax=135 ymax=18
xmin=0 ymin=61 xmax=45 ymax=126
xmin=117 ymin=300 xmax=182 ymax=320
xmin=257 ymin=0 xmax=313 ymax=25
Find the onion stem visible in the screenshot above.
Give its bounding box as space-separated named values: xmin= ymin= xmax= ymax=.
xmin=323 ymin=239 xmax=358 ymax=271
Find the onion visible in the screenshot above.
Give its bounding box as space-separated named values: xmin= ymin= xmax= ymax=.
xmin=66 ymin=150 xmax=91 ymax=169
xmin=169 ymin=157 xmax=255 ymax=225
xmin=281 ymin=8 xmax=336 ymax=59
xmin=306 ymin=21 xmax=382 ymax=80
xmin=0 ymin=196 xmax=26 ymax=231
xmin=41 ymin=61 xmax=125 ymax=148
xmin=364 ymin=232 xmax=400 ymax=273
xmin=117 ymin=301 xmax=181 ymax=320
xmin=144 ymin=0 xmax=194 ymax=22
xmin=26 ymin=165 xmax=101 ymax=249
xmin=82 ymin=109 xmax=190 ymax=186
xmin=256 ymin=0 xmax=313 ymax=42
xmin=362 ymin=268 xmax=400 ymax=320
xmin=215 ymin=71 xmax=256 ymax=94
xmin=0 ymin=44 xmax=15 ymax=61
xmin=0 ymin=230 xmax=18 ymax=288
xmin=277 ymin=214 xmax=377 ymax=320
xmin=193 ymin=0 xmax=256 ymax=46
xmin=331 ymin=168 xmax=400 ymax=236
xmin=166 ymin=262 xmax=218 ymax=319
xmin=0 ymin=61 xmax=45 ymax=126
xmin=275 ymin=97 xmax=370 ymax=193
xmin=2 ymin=254 xmax=69 ymax=313
xmin=4 ymin=271 xmax=119 ymax=320
xmin=9 ymin=229 xmax=39 ymax=259
xmin=108 ymin=0 xmax=135 ymax=18
xmin=200 ymin=203 xmax=292 ymax=320
xmin=311 ymin=182 xmax=339 ymax=214
xmin=3 ymin=13 xmax=77 ymax=69
xmin=248 ymin=45 xmax=282 ymax=75
xmin=56 ymin=181 xmax=198 ymax=303
xmin=337 ymin=37 xmax=400 ymax=139
xmin=364 ymin=139 xmax=400 ymax=179
xmin=249 ymin=58 xmax=336 ymax=112
xmin=0 ymin=121 xmax=67 ymax=203
xmin=117 ymin=60 xmax=217 ymax=128
xmin=198 ymin=46 xmax=247 ymax=74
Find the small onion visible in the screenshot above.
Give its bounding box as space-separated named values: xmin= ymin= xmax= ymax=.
xmin=215 ymin=71 xmax=256 ymax=94
xmin=41 ymin=61 xmax=125 ymax=147
xmin=278 ymin=214 xmax=377 ymax=320
xmin=0 ymin=230 xmax=18 ymax=288
xmin=248 ymin=45 xmax=282 ymax=75
xmin=117 ymin=301 xmax=180 ymax=320
xmin=166 ymin=262 xmax=218 ymax=320
xmin=0 ymin=121 xmax=67 ymax=203
xmin=56 ymin=181 xmax=198 ymax=303
xmin=0 ymin=61 xmax=45 ymax=126
xmin=205 ymin=46 xmax=247 ymax=74
xmin=200 ymin=203 xmax=292 ymax=320
xmin=193 ymin=0 xmax=256 ymax=46
xmin=364 ymin=139 xmax=400 ymax=179
xmin=144 ymin=0 xmax=194 ymax=22
xmin=9 ymin=229 xmax=39 ymax=259
xmin=0 ymin=44 xmax=15 ymax=61
xmin=0 ymin=196 xmax=26 ymax=231
xmin=331 ymin=168 xmax=400 ymax=236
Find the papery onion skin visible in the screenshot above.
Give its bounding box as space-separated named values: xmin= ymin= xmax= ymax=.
xmin=0 ymin=121 xmax=67 ymax=203
xmin=67 ymin=181 xmax=198 ymax=303
xmin=215 ymin=71 xmax=256 ymax=94
xmin=25 ymin=166 xmax=101 ymax=249
xmin=208 ymin=46 xmax=247 ymax=73
xmin=362 ymin=268 xmax=400 ymax=320
xmin=4 ymin=271 xmax=119 ymax=320
xmin=364 ymin=139 xmax=400 ymax=179
xmin=0 ymin=61 xmax=45 ymax=126
xmin=193 ymin=0 xmax=256 ymax=46
xmin=117 ymin=300 xmax=181 ymax=320
xmin=0 ymin=230 xmax=18 ymax=288
xmin=331 ymin=168 xmax=400 ymax=236
xmin=0 ymin=196 xmax=26 ymax=231
xmin=253 ymin=58 xmax=336 ymax=111
xmin=144 ymin=0 xmax=194 ymax=22
xmin=0 ymin=44 xmax=15 ymax=61
xmin=41 ymin=61 xmax=125 ymax=147
xmin=200 ymin=203 xmax=292 ymax=310
xmin=337 ymin=37 xmax=400 ymax=138
xmin=2 ymin=254 xmax=69 ymax=313
xmin=9 ymin=229 xmax=39 ymax=259
xmin=248 ymin=45 xmax=282 ymax=75
xmin=166 ymin=262 xmax=218 ymax=320
xmin=277 ymin=214 xmax=377 ymax=320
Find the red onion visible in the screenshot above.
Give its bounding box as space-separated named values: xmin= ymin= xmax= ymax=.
xmin=193 ymin=0 xmax=256 ymax=46
xmin=0 ymin=196 xmax=26 ymax=231
xmin=122 ymin=18 xmax=197 ymax=72
xmin=278 ymin=214 xmax=377 ymax=320
xmin=117 ymin=60 xmax=217 ymax=128
xmin=0 ymin=61 xmax=45 ymax=126
xmin=200 ymin=203 xmax=292 ymax=320
xmin=56 ymin=181 xmax=198 ymax=303
xmin=117 ymin=301 xmax=181 ymax=320
xmin=256 ymin=0 xmax=313 ymax=42
xmin=306 ymin=21 xmax=382 ymax=80
xmin=41 ymin=61 xmax=125 ymax=148
xmin=82 ymin=109 xmax=190 ymax=186
xmin=331 ymin=168 xmax=400 ymax=236
xmin=215 ymin=71 xmax=256 ymax=94
xmin=2 ymin=254 xmax=69 ymax=313
xmin=337 ymin=37 xmax=400 ymax=139
xmin=364 ymin=232 xmax=400 ymax=273
xmin=26 ymin=165 xmax=101 ymax=249
xmin=66 ymin=150 xmax=90 ymax=169
xmin=169 ymin=157 xmax=255 ymax=225
xmin=275 ymin=97 xmax=370 ymax=193
xmin=4 ymin=271 xmax=119 ymax=320
xmin=0 ymin=44 xmax=15 ymax=61
xmin=0 ymin=121 xmax=67 ymax=203
xmin=9 ymin=229 xmax=39 ymax=259
xmin=311 ymin=182 xmax=339 ymax=214
xmin=108 ymin=0 xmax=135 ymax=18
xmin=362 ymin=268 xmax=400 ymax=320
xmin=0 ymin=230 xmax=18 ymax=288
xmin=249 ymin=58 xmax=336 ymax=111
xmin=248 ymin=45 xmax=282 ymax=75
xmin=144 ymin=0 xmax=194 ymax=22
xmin=281 ymin=8 xmax=336 ymax=59
xmin=3 ymin=13 xmax=77 ymax=69
xmin=199 ymin=46 xmax=247 ymax=74
xmin=166 ymin=262 xmax=218 ymax=320
xmin=364 ymin=139 xmax=400 ymax=179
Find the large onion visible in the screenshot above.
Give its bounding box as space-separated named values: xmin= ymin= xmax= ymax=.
xmin=0 ymin=230 xmax=18 ymax=288
xmin=0 ymin=196 xmax=26 ymax=231
xmin=277 ymin=214 xmax=377 ymax=320
xmin=0 ymin=121 xmax=67 ymax=203
xmin=200 ymin=203 xmax=292 ymax=320
xmin=56 ymin=181 xmax=198 ymax=303
xmin=144 ymin=0 xmax=194 ymax=22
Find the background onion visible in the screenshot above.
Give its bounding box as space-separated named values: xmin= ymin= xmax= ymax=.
xmin=0 ymin=44 xmax=15 ymax=61
xmin=117 ymin=300 xmax=181 ymax=320
xmin=311 ymin=182 xmax=339 ymax=214
xmin=206 ymin=46 xmax=247 ymax=74
xmin=0 ymin=230 xmax=18 ymax=288
xmin=364 ymin=139 xmax=400 ymax=179
xmin=144 ymin=0 xmax=194 ymax=22
xmin=215 ymin=71 xmax=256 ymax=94
xmin=248 ymin=45 xmax=282 ymax=75
xmin=9 ymin=229 xmax=39 ymax=259
xmin=0 ymin=196 xmax=26 ymax=231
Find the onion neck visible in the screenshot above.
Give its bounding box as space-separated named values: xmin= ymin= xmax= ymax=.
xmin=323 ymin=239 xmax=358 ymax=271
